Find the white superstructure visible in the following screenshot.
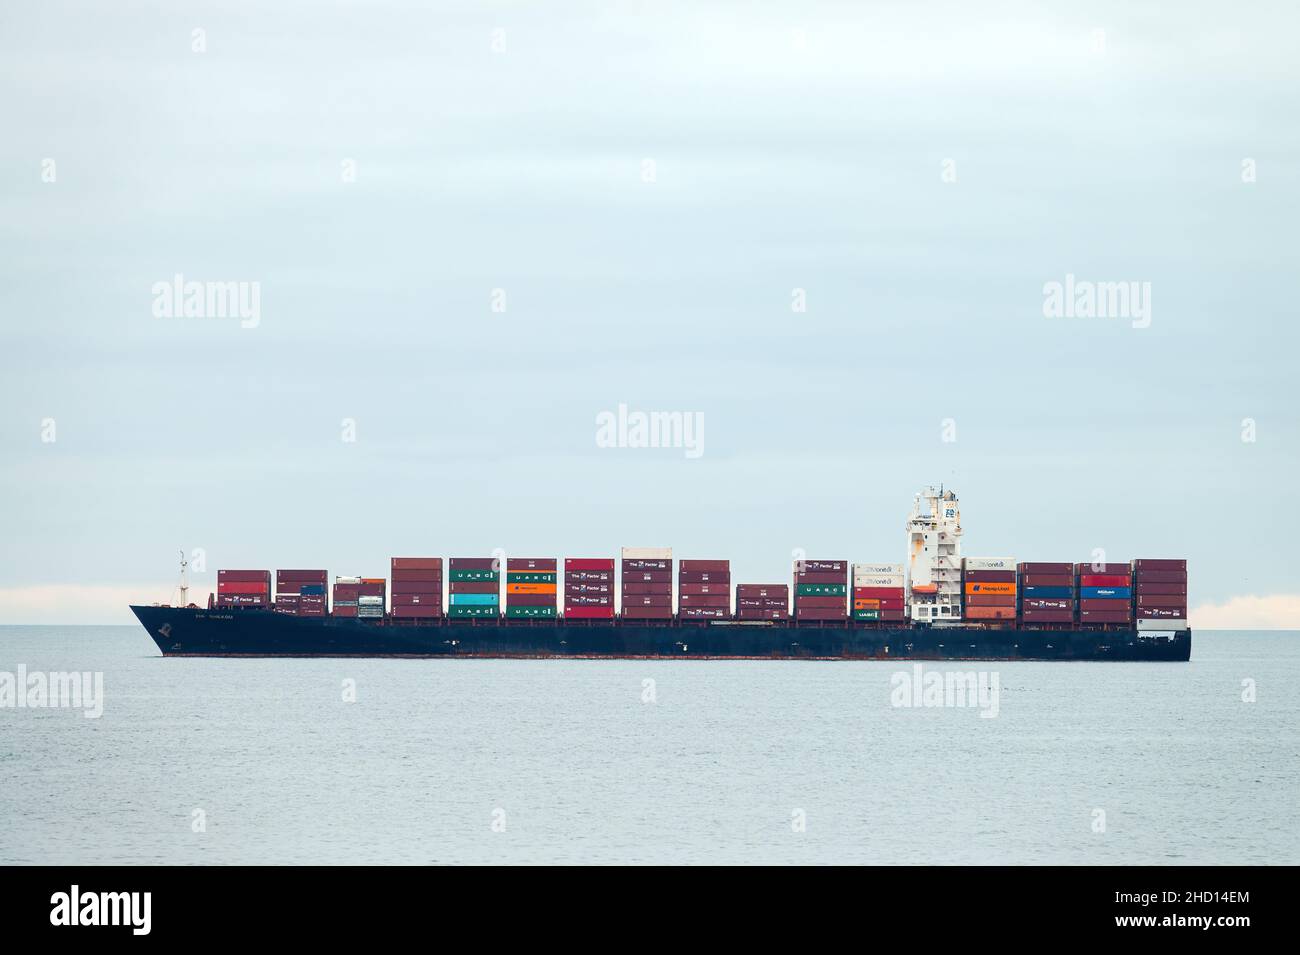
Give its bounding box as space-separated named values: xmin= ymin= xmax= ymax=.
xmin=906 ymin=486 xmax=963 ymax=624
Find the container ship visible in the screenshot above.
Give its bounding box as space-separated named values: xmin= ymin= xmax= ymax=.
xmin=130 ymin=487 xmax=1192 ymax=661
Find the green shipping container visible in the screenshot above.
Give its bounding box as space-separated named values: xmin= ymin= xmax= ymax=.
xmin=797 ymin=583 xmax=847 ymax=596
xmin=507 ymin=572 xmax=556 ymax=584
xmin=852 ymin=610 xmax=881 ymax=621
xmin=506 ymin=606 xmax=557 ymax=618
xmin=448 ymin=606 xmax=498 ymax=618
xmin=450 ymin=569 xmax=499 ymax=582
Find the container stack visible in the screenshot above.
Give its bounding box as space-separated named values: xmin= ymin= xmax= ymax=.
xmin=1076 ymin=561 xmax=1133 ymax=626
xmin=1016 ymin=562 xmax=1074 ymax=624
xmin=1132 ymin=559 xmax=1187 ymax=629
xmin=359 ymin=578 xmax=386 ymax=612
xmin=506 ymin=558 xmax=558 ymax=618
xmin=357 ymin=596 xmax=384 ymax=619
xmin=735 ymin=584 xmax=789 ymax=620
xmin=332 ymin=575 xmax=361 ymax=617
xmin=678 ymin=560 xmax=730 ymax=621
xmin=276 ymin=569 xmax=328 ymax=617
xmin=449 ymin=558 xmax=499 ymax=618
xmin=793 ymin=560 xmax=848 ymax=620
xmin=564 ymin=558 xmax=615 ymax=619
xmin=852 ymin=563 xmax=905 ymax=622
xmin=962 ymin=558 xmax=1016 ymax=622
xmin=391 ymin=558 xmax=442 ymax=619
xmin=216 ymin=569 xmax=271 ymax=608
xmin=621 ymin=547 xmax=673 ymax=620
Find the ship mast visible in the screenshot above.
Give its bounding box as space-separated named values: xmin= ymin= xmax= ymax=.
xmin=176 ymin=550 xmax=189 ymax=607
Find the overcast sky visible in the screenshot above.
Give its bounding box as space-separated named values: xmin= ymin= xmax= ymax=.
xmin=1 ymin=1 xmax=1296 ymax=625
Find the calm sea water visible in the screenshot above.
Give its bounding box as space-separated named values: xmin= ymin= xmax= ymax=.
xmin=0 ymin=627 xmax=1296 ymax=865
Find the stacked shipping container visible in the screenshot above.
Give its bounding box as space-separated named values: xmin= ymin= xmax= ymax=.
xmin=217 ymin=569 xmax=271 ymax=608
xmin=1076 ymin=561 xmax=1133 ymax=625
xmin=735 ymin=584 xmax=789 ymax=620
xmin=1016 ymin=562 xmax=1074 ymax=624
xmin=564 ymin=558 xmax=615 ymax=619
xmin=678 ymin=560 xmax=730 ymax=620
xmin=622 ymin=547 xmax=672 ymax=620
xmin=852 ymin=563 xmax=905 ymax=622
xmin=963 ymin=557 xmax=1016 ymax=621
xmin=276 ymin=569 xmax=327 ymax=617
xmin=333 ymin=575 xmax=361 ymax=617
xmin=1133 ymin=558 xmax=1187 ymax=629
xmin=506 ymin=558 xmax=557 ymax=618
xmin=391 ymin=557 xmax=442 ymax=619
xmin=794 ymin=560 xmax=848 ymax=620
xmin=449 ymin=557 xmax=499 ymax=618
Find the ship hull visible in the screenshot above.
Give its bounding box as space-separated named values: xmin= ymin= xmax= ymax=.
xmin=130 ymin=606 xmax=1192 ymax=661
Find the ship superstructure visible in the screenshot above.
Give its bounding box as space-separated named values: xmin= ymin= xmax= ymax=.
xmin=906 ymin=486 xmax=963 ymax=625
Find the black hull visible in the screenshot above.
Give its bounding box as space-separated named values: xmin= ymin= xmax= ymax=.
xmin=129 ymin=606 xmax=1192 ymax=661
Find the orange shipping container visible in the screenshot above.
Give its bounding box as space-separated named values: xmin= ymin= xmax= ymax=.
xmin=507 ymin=583 xmax=556 ymax=595
xmin=964 ymin=582 xmax=1015 ymax=595
xmin=964 ymin=606 xmax=1016 ymax=620
xmin=853 ymin=599 xmax=881 ymax=610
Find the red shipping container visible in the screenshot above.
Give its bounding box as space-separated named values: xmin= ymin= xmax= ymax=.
xmin=680 ymin=560 xmax=729 ymax=572
xmin=566 ymin=583 xmax=613 ymax=595
xmin=964 ymin=606 xmax=1015 ymax=620
xmin=966 ymin=594 xmax=1016 ymax=607
xmin=218 ymin=570 xmax=271 ymax=582
xmin=1132 ymin=559 xmax=1186 ymax=571
xmin=1020 ymin=574 xmax=1074 ymax=587
xmin=391 ymin=593 xmax=439 ymax=606
xmin=450 ymin=580 xmax=498 ymax=594
xmin=1079 ymin=574 xmax=1130 ymax=587
xmin=853 ymin=586 xmax=905 ymax=598
xmin=564 ymin=606 xmax=615 ymax=619
xmin=565 ymin=558 xmax=614 ymax=571
xmin=565 ymin=594 xmax=613 ymax=607
xmin=217 ymin=581 xmax=270 ymax=595
xmin=795 ymin=607 xmax=846 ymax=620
xmin=795 ymin=595 xmax=846 ymax=609
xmin=1017 ymin=562 xmax=1073 ymax=574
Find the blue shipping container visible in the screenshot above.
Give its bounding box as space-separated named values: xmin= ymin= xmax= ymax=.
xmin=1080 ymin=586 xmax=1131 ymax=600
xmin=1021 ymin=586 xmax=1074 ymax=599
xmin=450 ymin=593 xmax=500 ymax=606
xmin=299 ymin=584 xmax=326 ymax=595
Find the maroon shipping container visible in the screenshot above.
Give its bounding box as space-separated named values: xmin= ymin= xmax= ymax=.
xmin=565 ymin=571 xmax=614 ymax=583
xmin=565 ymin=582 xmax=613 ymax=595
xmin=1079 ymin=599 xmax=1132 ymax=612
xmin=795 ymin=596 xmax=846 ymax=609
xmin=1016 ymin=562 xmax=1073 ymax=575
xmin=392 ymin=606 xmax=441 ymax=618
xmin=679 ymin=583 xmax=728 ymax=595
xmin=449 ymin=557 xmax=497 ymax=570
xmin=679 ymin=608 xmax=729 ymax=619
xmin=622 ymin=559 xmax=670 ymax=571
xmin=737 ymin=597 xmax=789 ymax=609
xmin=738 ymin=608 xmax=789 ymax=620
xmin=680 ymin=559 xmax=729 ymax=572
xmin=506 ymin=594 xmax=555 ymax=607
xmin=333 ymin=606 xmax=358 ymax=618
xmin=566 ymin=558 xmax=614 ymax=571
xmin=450 ymin=580 xmax=498 ymax=594
xmin=878 ymin=610 xmax=906 ymax=621
xmin=963 ymin=570 xmax=1017 ymax=583
xmin=391 ymin=568 xmax=441 ymax=583
xmin=1020 ymin=574 xmax=1074 ymax=587
xmin=391 ymin=593 xmax=439 ymax=607
xmin=624 ymin=594 xmax=672 ymax=607
xmin=623 ymin=570 xmax=672 ymax=584
xmin=508 ymin=557 xmax=557 ymax=571
xmin=333 ymin=585 xmax=361 ymax=600
xmin=1020 ymin=611 xmax=1074 ymax=623
xmin=1136 ymin=594 xmax=1188 ymax=609
xmin=679 ymin=594 xmax=729 ymax=608
xmin=966 ymin=594 xmax=1016 ymax=607
xmin=623 ymin=581 xmax=672 ymax=595
xmin=737 ymin=585 xmax=789 ymax=598
xmin=1079 ymin=610 xmax=1132 ymax=623
xmin=795 ymin=607 xmax=846 ymax=620
xmin=792 ymin=571 xmax=848 ymax=585
xmin=678 ymin=571 xmax=731 ymax=584
xmin=392 ymin=580 xmax=439 ymax=595
xmin=358 ymin=582 xmax=385 ymax=598
xmin=391 ymin=557 xmax=442 ymax=571
xmin=216 ymin=594 xmax=268 ymax=606
xmin=218 ymin=570 xmax=272 ymax=582
xmin=1021 ymin=598 xmax=1072 ymax=611
xmin=1132 ymin=559 xmax=1187 ymax=571
xmin=1137 ymin=607 xmax=1186 ymax=619
xmin=277 ymin=569 xmax=327 ymax=579
xmin=565 ymin=605 xmax=615 ymax=619
xmin=1073 ymin=563 xmax=1131 ymax=576
xmin=797 ymin=560 xmax=847 ymax=573
xmin=218 ymin=581 xmax=270 ymax=595
xmin=565 ymin=594 xmax=615 ymax=607
xmin=623 ymin=607 xmax=672 ymax=619
xmin=1132 ymin=568 xmax=1187 ymax=581
xmin=1136 ymin=581 xmax=1187 ymax=595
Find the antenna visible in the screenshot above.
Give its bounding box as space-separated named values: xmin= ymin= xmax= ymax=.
xmin=177 ymin=550 xmax=190 ymax=608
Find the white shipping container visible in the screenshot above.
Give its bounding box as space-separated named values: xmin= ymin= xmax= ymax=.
xmin=622 ymin=546 xmax=672 ymax=560
xmin=336 ymin=576 xmax=362 ymax=584
xmin=1137 ymin=618 xmax=1187 ymax=630
xmin=853 ymin=563 xmax=904 ymax=575
xmin=964 ymin=557 xmax=1016 ymax=572
xmin=854 ymin=575 xmax=905 ymax=588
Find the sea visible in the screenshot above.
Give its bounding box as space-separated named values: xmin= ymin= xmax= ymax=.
xmin=1 ymin=627 xmax=1296 ymax=865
